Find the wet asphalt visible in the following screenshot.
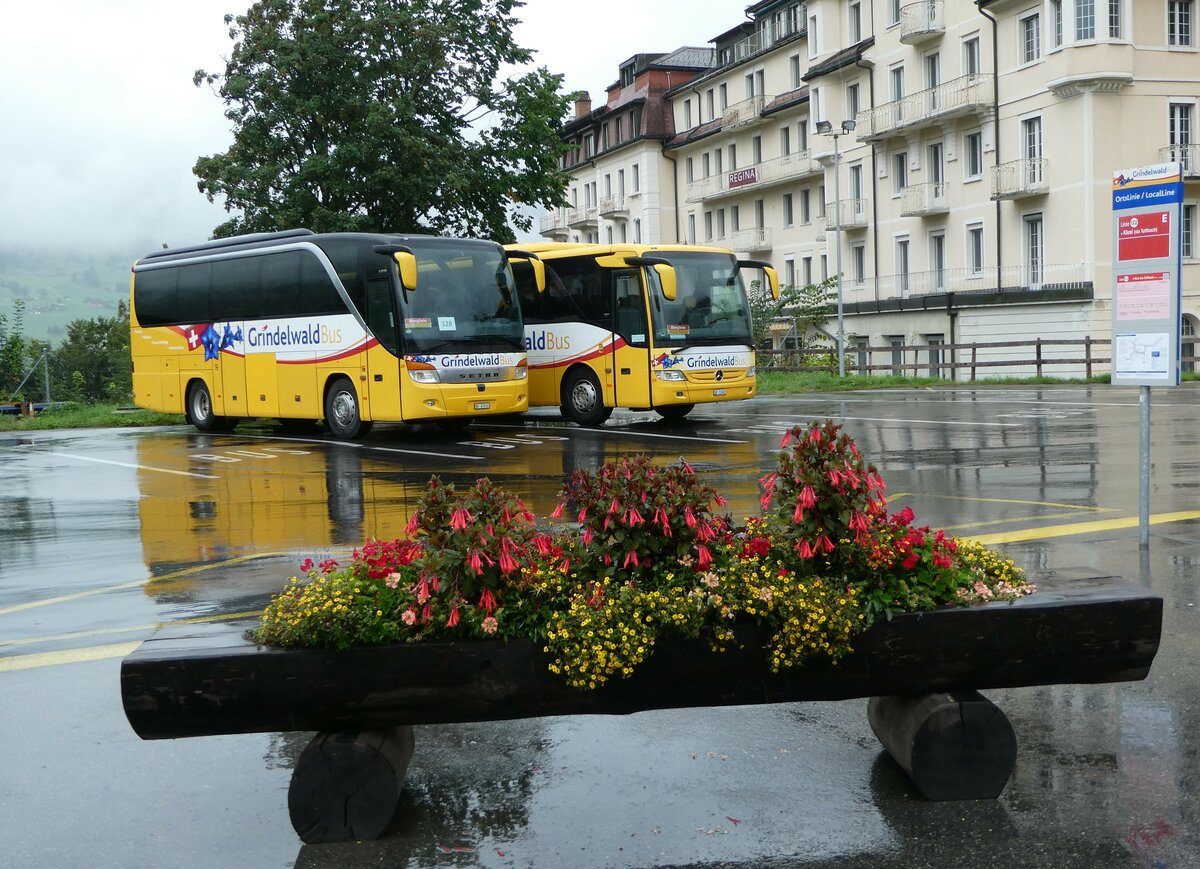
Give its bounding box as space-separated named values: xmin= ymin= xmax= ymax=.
xmin=0 ymin=386 xmax=1197 ymax=869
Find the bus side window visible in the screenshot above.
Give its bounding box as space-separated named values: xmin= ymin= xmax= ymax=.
xmin=365 ymin=276 xmax=398 ymax=354
xmin=511 ymin=261 xmax=541 ymax=321
xmin=613 ymin=271 xmax=646 ymax=345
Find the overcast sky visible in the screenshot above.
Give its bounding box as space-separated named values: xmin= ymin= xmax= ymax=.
xmin=0 ymin=1 xmax=744 ymax=256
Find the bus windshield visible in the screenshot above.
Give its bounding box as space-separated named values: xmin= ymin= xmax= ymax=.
xmin=647 ymin=251 xmax=754 ymax=347
xmin=397 ymin=241 xmax=523 ymax=354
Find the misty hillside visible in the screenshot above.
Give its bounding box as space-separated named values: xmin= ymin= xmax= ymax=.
xmin=0 ymin=248 xmax=135 ymax=342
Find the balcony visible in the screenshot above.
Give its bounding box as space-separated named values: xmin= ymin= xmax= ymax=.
xmin=819 ymin=198 xmax=870 ymax=230
xmin=729 ymin=227 xmax=772 ymax=253
xmin=538 ymin=210 xmax=570 ymax=240
xmin=990 ymin=158 xmax=1049 ymax=200
xmin=719 ymin=13 xmax=807 ymax=68
xmin=1159 ymin=144 xmax=1200 ymax=178
xmin=900 ymin=181 xmax=948 ymax=216
xmin=599 ymin=196 xmax=629 ymax=218
xmin=899 ymin=0 xmax=944 ymax=44
xmin=685 ymin=175 xmax=722 ymax=203
xmin=847 ymin=262 xmax=1090 ymax=304
xmin=856 ymin=74 xmax=993 ymax=142
xmin=723 ymin=94 xmax=769 ymax=128
xmin=567 ymin=206 xmax=598 ymax=229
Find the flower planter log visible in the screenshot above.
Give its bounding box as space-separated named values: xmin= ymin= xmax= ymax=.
xmin=120 ymin=570 xmax=1162 ymax=843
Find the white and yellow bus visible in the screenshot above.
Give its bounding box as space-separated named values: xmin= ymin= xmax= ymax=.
xmin=507 ymin=243 xmax=777 ymax=425
xmin=131 ymin=230 xmax=529 ymax=438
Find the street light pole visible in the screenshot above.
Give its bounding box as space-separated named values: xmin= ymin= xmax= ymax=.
xmin=817 ymin=119 xmax=855 ymax=378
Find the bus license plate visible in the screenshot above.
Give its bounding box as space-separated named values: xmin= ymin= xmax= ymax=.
xmin=474 ymin=402 xmax=491 ymax=410
xmin=713 ymin=388 xmax=727 ymax=396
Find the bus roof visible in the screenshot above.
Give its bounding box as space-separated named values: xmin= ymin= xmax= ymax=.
xmin=504 ymin=241 xmax=740 ymax=260
xmin=137 ymin=230 xmax=499 ymax=268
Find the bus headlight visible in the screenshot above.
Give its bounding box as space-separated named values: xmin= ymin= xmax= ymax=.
xmin=514 ymin=360 xmax=528 ymax=380
xmin=656 ymin=369 xmax=687 ymax=382
xmin=406 ymin=360 xmax=440 ymax=384
xmin=746 ymin=366 xmax=756 ymax=378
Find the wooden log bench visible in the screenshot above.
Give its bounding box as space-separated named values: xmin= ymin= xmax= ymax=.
xmin=120 ymin=570 xmax=1162 ymax=843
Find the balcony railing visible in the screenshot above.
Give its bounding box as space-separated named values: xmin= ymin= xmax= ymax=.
xmin=899 ymin=0 xmax=944 ymax=44
xmin=729 ymin=227 xmax=772 ymax=252
xmin=538 ymin=210 xmax=570 ymax=239
xmin=1159 ymin=144 xmax=1199 ymax=177
xmin=567 ymin=206 xmax=598 ymax=228
xmin=684 ymin=152 xmax=822 ymax=203
xmin=856 ymin=74 xmax=993 ymax=141
xmin=599 ymin=196 xmax=629 ymax=218
xmin=839 ymin=262 xmax=1090 ymax=304
xmin=819 ymin=198 xmax=869 ymax=230
xmin=990 ymin=158 xmax=1049 ymax=199
xmin=723 ymin=94 xmax=769 ymax=128
xmin=720 ymin=11 xmax=807 ymax=68
xmin=900 ymin=181 xmax=948 ymax=215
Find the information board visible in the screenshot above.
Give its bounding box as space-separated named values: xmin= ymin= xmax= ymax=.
xmin=1110 ymin=164 xmax=1183 ymax=386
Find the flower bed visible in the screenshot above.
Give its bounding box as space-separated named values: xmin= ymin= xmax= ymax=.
xmin=254 ymin=420 xmax=1034 ymax=686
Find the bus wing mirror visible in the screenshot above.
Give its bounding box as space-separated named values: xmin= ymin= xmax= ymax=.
xmin=373 ymin=244 xmax=418 ymax=291
xmin=738 ymin=259 xmax=780 ymax=300
xmin=625 ymin=256 xmax=677 ymax=301
xmin=506 ymin=250 xmax=546 ymax=292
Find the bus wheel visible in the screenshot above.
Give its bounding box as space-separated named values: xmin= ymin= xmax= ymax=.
xmin=186 ymin=381 xmax=219 ymax=432
xmin=657 ymin=403 xmax=695 ymax=421
xmin=324 ymin=378 xmax=371 ymax=440
xmin=561 ymin=369 xmax=612 ymax=427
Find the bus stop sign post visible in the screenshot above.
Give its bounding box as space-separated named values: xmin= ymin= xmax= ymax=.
xmin=1110 ymin=163 xmax=1184 ymax=547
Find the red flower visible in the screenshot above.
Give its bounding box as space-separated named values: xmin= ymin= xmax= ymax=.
xmin=299 ymin=558 xmax=313 ymax=572
xmin=446 ymin=607 xmax=460 ymax=628
xmin=902 ymin=554 xmax=920 ymax=570
xmin=468 ymin=550 xmax=484 ymax=575
xmin=623 ymin=550 xmax=640 ymax=569
xmin=684 ymin=506 xmax=697 ymax=528
xmin=792 ymin=502 xmax=805 ymax=522
xmin=696 ymin=545 xmax=712 ymax=568
xmin=796 ymin=538 xmax=815 ymax=559
xmin=478 ymin=587 xmax=497 ymax=612
xmin=499 ymin=549 xmax=519 ymax=574
xmin=450 ymin=507 xmax=472 ymax=531
xmin=404 ymin=514 xmax=419 ymax=536
xmin=780 ymin=430 xmax=793 ymax=448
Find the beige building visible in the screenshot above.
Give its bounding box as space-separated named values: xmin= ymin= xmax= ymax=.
xmin=543 ymin=0 xmax=1199 ymax=378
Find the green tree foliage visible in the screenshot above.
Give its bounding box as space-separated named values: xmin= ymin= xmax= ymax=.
xmin=0 ymin=300 xmax=29 ymax=399
xmin=749 ymin=276 xmax=838 ymax=355
xmin=49 ymin=302 xmax=132 ymax=403
xmin=193 ymin=0 xmax=571 ymax=242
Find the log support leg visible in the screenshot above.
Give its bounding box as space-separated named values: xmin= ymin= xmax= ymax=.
xmin=868 ymin=690 xmax=1016 ymax=801
xmin=288 ymin=725 xmax=415 ymax=843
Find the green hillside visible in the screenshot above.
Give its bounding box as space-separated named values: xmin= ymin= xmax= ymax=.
xmin=0 ymin=248 xmax=134 ymax=342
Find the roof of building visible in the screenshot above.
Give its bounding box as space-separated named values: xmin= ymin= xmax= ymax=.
xmin=802 ymin=37 xmax=874 ymax=83
xmin=763 ymin=86 xmax=810 ymax=116
xmin=650 ymin=46 xmax=716 ymax=70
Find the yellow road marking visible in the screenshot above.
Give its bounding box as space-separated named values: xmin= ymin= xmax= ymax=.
xmin=0 ymin=642 xmax=141 ymax=672
xmin=0 ymin=553 xmax=290 ymax=617
xmin=967 ymin=510 xmax=1200 ymax=545
xmin=946 ymin=511 xmax=1089 ymax=532
xmin=0 ymin=610 xmax=263 ymax=650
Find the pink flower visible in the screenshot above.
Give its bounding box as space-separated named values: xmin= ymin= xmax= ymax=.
xmin=299 ymin=558 xmax=313 ymax=573
xmin=481 ymin=616 xmax=498 ymax=635
xmin=319 ymin=558 xmax=339 ymax=574
xmin=798 ymin=485 xmax=817 ymax=508
xmin=385 ymin=572 xmax=402 ymax=589
xmin=415 ymin=578 xmax=430 ymax=604
xmin=401 ymin=608 xmax=417 ymax=626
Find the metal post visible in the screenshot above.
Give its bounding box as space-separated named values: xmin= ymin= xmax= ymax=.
xmin=833 ymin=133 xmax=845 ymax=378
xmin=1139 ymin=385 xmax=1150 ymax=547
xmin=42 ymin=349 xmax=51 ymax=405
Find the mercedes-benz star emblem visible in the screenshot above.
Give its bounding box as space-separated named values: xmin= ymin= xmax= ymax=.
xmin=715 ymin=370 xmax=724 ymax=382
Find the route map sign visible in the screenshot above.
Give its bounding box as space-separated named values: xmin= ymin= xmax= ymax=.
xmin=1110 ymin=164 xmax=1183 ymax=386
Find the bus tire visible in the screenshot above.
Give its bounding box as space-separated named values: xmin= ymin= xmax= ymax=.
xmin=186 ymin=381 xmax=219 ymax=432
xmin=657 ymin=403 xmax=695 ymax=421
xmin=324 ymin=377 xmax=372 ymax=440
xmin=561 ymin=369 xmax=612 ymax=427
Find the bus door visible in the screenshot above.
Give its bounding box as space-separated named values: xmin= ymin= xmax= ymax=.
xmin=611 ymin=269 xmax=651 ymax=409
xmin=364 ymin=270 xmax=402 ymax=420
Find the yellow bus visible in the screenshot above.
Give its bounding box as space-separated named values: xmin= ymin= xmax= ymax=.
xmin=130 ymin=230 xmax=529 ymax=438
xmin=507 ymin=243 xmax=778 ymax=425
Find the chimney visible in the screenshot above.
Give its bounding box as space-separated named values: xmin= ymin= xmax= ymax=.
xmin=574 ymin=92 xmax=592 ymax=118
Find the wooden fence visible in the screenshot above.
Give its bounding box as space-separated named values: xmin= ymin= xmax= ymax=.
xmin=758 ymin=336 xmax=1195 ymax=380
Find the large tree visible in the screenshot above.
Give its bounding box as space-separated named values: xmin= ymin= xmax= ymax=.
xmin=194 ymin=0 xmax=570 ymax=242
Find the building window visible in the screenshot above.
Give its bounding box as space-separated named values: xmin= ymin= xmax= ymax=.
xmin=802 ymin=256 xmax=813 ymax=285
xmin=706 ymin=89 xmax=715 ymax=122
xmin=818 ymin=185 xmax=827 ymax=217
xmin=1023 ymin=116 xmax=1044 ymax=184
xmin=1169 ymin=1 xmax=1194 ymax=45
xmin=798 ymin=119 xmax=809 ymax=151
xmin=967 ymin=222 xmax=985 ymax=274
xmin=783 ymin=192 xmax=794 ymax=226
xmin=633 ymin=218 xmax=642 ymax=243
xmin=1169 ymin=102 xmax=1193 ymax=170
xmin=851 ymin=242 xmax=866 ymax=285
xmin=850 ymin=1 xmax=862 ymax=42
xmin=926 ymin=335 xmax=945 ymax=378
xmin=821 ymin=254 xmax=828 ymax=280
xmin=1021 ymin=12 xmax=1041 ymax=63
xmin=715 ymin=148 xmax=724 ymax=176
xmin=800 ymin=189 xmax=811 ymax=224
xmin=1051 ymin=0 xmax=1064 ymax=46
xmin=704 ymin=211 xmax=713 ymax=241
xmin=855 ymin=336 xmax=870 ymax=372
xmin=963 ymin=35 xmax=981 ymax=75
xmin=808 ymin=11 xmax=820 ymax=56
xmin=720 ymin=83 xmax=728 ymax=110
xmin=790 ymin=54 xmax=801 ymax=88
xmin=702 ymin=153 xmax=710 ymax=178
xmin=684 ymin=99 xmax=693 ymax=129
xmin=606 ymin=225 xmax=614 ymax=244
xmin=784 ymin=257 xmax=795 ymax=287
xmin=632 ymin=163 xmax=640 ymax=192
xmin=1108 ymin=0 xmax=1121 ymax=37
xmin=888 ymin=336 xmax=905 ymax=375
xmin=1024 ymin=212 xmax=1044 ymax=287
xmin=619 ymin=222 xmax=627 ymax=243
xmin=781 ymin=126 xmax=792 ymax=156
xmin=688 ymin=214 xmax=697 ymax=244
xmin=1183 ymin=203 xmax=1195 ymax=257
xmin=888 ymin=0 xmax=901 ymax=26
xmin=896 ymin=237 xmax=910 ymax=298
xmin=717 ymin=208 xmax=726 ymax=239
xmin=930 ymin=232 xmax=947 ymax=290
xmin=893 ymin=152 xmax=909 ymax=195
xmin=686 ymin=157 xmax=694 ymax=183
xmin=615 ymin=117 xmax=623 ymax=143
xmin=965 ymin=131 xmax=984 ymax=180
xmin=617 ymin=169 xmax=625 ymax=197
xmin=752 ymin=136 xmax=762 ymax=164
xmin=847 ymin=82 xmax=860 ymax=121
xmin=890 ymin=65 xmax=905 ymax=102
xmin=1076 ymin=0 xmax=1095 ymax=39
